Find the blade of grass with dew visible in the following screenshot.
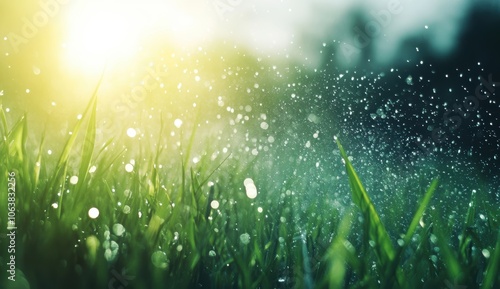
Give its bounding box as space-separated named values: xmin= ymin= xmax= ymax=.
xmin=73 ymin=93 xmax=97 ymax=208
xmin=43 ymin=75 xmax=102 ymax=204
xmin=459 ymin=190 xmax=476 ymax=259
xmin=324 ymin=209 xmax=355 ymax=289
xmin=430 ymin=209 xmax=463 ymax=284
xmin=0 ymin=105 xmax=12 ymax=161
xmin=400 ymin=179 xmax=439 ymax=247
xmin=385 ymin=178 xmax=439 ymax=286
xmin=193 ymin=153 xmax=231 ymax=196
xmin=56 ymin=160 xmax=69 ymax=218
xmin=33 ymin=133 xmax=45 ymax=189
xmin=335 ymin=140 xmax=395 ymax=260
xmin=181 ymin=108 xmax=200 ymax=167
xmin=335 ymin=138 xmax=406 ymax=288
xmin=482 ymin=229 xmax=500 ymax=289
xmin=6 ymin=114 xmax=27 ymax=163
xmin=0 ymin=103 xmax=8 ymax=138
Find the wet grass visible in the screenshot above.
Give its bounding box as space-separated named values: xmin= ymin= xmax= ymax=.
xmin=0 ymin=89 xmax=499 ymax=289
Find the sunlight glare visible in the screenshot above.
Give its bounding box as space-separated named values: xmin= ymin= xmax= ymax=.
xmin=63 ymin=0 xmax=143 ymax=73
xmin=62 ymin=0 xmax=214 ymax=75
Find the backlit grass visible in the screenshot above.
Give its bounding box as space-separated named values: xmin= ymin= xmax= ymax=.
xmin=0 ymin=88 xmax=499 ymax=289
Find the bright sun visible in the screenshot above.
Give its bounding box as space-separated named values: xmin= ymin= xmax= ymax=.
xmin=62 ymin=0 xmax=213 ymax=75
xmin=62 ymin=0 xmax=143 ymax=73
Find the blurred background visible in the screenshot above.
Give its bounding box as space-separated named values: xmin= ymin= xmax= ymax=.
xmin=1 ymin=0 xmax=499 ymax=194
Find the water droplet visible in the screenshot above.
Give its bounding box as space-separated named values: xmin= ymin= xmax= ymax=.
xmin=125 ymin=163 xmax=134 ymax=173
xmin=209 ymin=250 xmax=216 ymax=257
xmin=240 ymin=233 xmax=251 ymax=245
xmin=127 ymin=128 xmax=137 ymax=138
xmin=174 ymin=119 xmax=183 ymax=128
xmin=69 ymin=176 xmax=78 ymax=185
xmin=245 ymin=183 xmax=258 ymax=199
xmin=151 ymin=251 xmax=169 ymax=269
xmin=88 ymin=207 xmax=99 ymax=219
xmin=210 ymin=200 xmax=220 ymax=209
xmin=113 ymin=223 xmax=125 ymax=237
xmin=104 ymin=248 xmax=118 ymax=262
xmin=430 ymin=255 xmax=438 ymax=263
xmin=307 ymin=114 xmax=319 ymax=123
xmin=244 ymin=178 xmax=254 ymax=186
xmin=406 ymin=75 xmax=413 ymax=85
xmin=482 ymin=249 xmax=490 ymax=258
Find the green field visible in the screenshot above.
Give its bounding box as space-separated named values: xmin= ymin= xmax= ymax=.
xmin=0 ymin=87 xmax=498 ymax=289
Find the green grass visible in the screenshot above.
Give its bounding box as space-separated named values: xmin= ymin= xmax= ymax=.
xmin=0 ymin=91 xmax=499 ymax=289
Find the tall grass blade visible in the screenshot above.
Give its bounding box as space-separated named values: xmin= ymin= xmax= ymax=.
xmin=335 ymin=139 xmax=410 ymax=288
xmin=401 ymin=178 xmax=439 ymax=247
xmin=335 ymin=140 xmax=395 ymax=264
xmin=6 ymin=114 xmax=27 ymax=163
xmin=459 ymin=190 xmax=476 ymax=259
xmin=325 ymin=210 xmax=355 ymax=289
xmin=430 ymin=210 xmax=463 ymax=283
xmin=43 ymin=74 xmax=103 ymax=206
xmin=385 ymin=178 xmax=438 ymax=288
xmin=73 ymin=93 xmax=97 ymax=206
xmin=481 ymin=230 xmax=500 ymax=289
xmin=33 ymin=133 xmax=45 ymax=189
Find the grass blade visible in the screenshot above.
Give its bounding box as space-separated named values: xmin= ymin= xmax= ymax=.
xmin=401 ymin=178 xmax=439 ymax=247
xmin=335 ymin=139 xmax=410 ymax=288
xmin=482 ymin=230 xmax=500 ymax=289
xmin=73 ymin=93 xmax=97 ymax=206
xmin=43 ymin=74 xmax=103 ymax=207
xmin=335 ymin=139 xmax=396 ymax=265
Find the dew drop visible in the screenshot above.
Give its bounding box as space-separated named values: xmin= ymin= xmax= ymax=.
xmin=127 ymin=128 xmax=137 ymax=138
xmin=210 ymin=200 xmax=220 ymax=209
xmin=125 ymin=163 xmax=134 ymax=173
xmin=482 ymin=249 xmax=490 ymax=258
xmin=88 ymin=207 xmax=99 ymax=219
xmin=69 ymin=176 xmax=79 ymax=185
xmin=174 ymin=119 xmax=183 ymax=128
xmin=151 ymin=251 xmax=169 ymax=269
xmin=112 ymin=223 xmax=125 ymax=237
xmin=240 ymin=233 xmax=251 ymax=245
